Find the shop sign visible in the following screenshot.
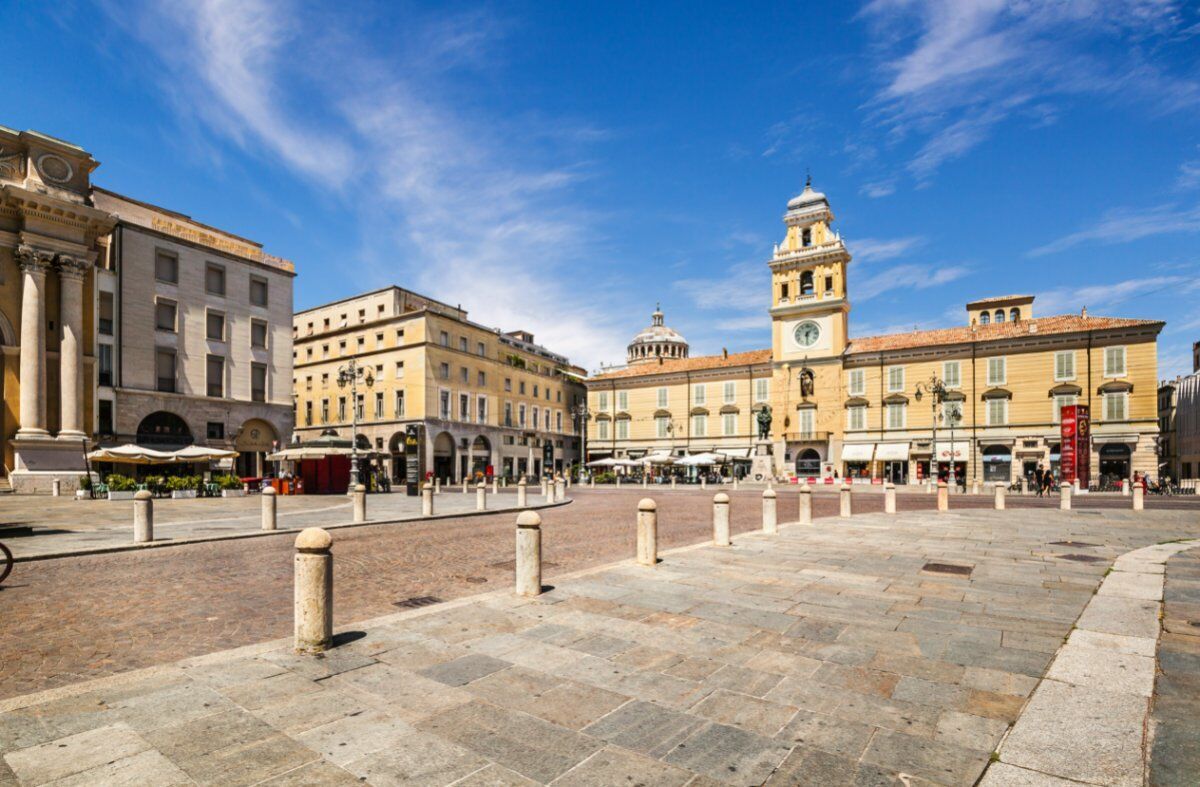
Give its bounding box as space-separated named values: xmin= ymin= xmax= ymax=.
xmin=405 ymin=424 xmax=422 ymax=496
xmin=1060 ymin=405 xmax=1091 ymax=487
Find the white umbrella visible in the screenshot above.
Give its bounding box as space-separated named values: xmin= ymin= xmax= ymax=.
xmin=642 ymin=452 xmax=675 ymax=465
xmin=87 ymin=444 xmax=177 ymax=464
xmin=676 ymin=452 xmax=726 ymax=466
xmin=585 ymin=457 xmax=621 ymax=467
xmin=171 ymin=445 xmax=238 ymax=462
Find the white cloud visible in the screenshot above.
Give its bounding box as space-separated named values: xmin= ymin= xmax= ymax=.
xmin=851 ymin=235 xmax=923 ymax=263
xmin=1028 ymin=203 xmax=1200 ymax=256
xmin=860 ymin=180 xmax=896 ymax=198
xmin=1179 ymin=159 xmax=1200 ymax=190
xmin=1033 ymin=275 xmax=1197 ymax=315
xmin=102 ymin=0 xmax=632 ymax=370
xmin=855 ymin=263 xmax=969 ymax=301
xmin=675 ymin=261 xmax=767 ymax=312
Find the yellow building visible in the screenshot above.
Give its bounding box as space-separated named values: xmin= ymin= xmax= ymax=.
xmin=588 ymin=181 xmax=1163 ymax=486
xmin=292 ymin=286 xmax=587 ymax=482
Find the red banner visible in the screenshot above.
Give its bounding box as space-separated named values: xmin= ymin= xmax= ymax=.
xmin=1060 ymin=405 xmax=1091 ymax=488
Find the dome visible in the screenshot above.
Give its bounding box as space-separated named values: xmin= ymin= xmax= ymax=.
xmin=627 ymin=305 xmax=689 ymax=365
xmin=786 ymin=178 xmax=828 ymax=211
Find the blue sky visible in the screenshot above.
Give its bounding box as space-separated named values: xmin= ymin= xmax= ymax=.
xmin=6 ymin=1 xmax=1200 ymax=375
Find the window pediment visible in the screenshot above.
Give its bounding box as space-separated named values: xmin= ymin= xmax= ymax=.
xmin=981 ymin=387 xmax=1012 ymax=400
xmin=719 ymin=404 xmax=739 ymax=414
xmin=689 ymin=407 xmax=709 ymax=416
xmin=795 ymin=401 xmax=817 ymax=410
xmin=1098 ymin=380 xmax=1133 ymax=394
xmin=883 ymin=393 xmax=909 ymax=405
xmin=1048 ymin=383 xmax=1082 ymax=397
xmin=653 ymin=409 xmax=672 ymax=418
xmin=844 ymin=396 xmax=869 ymax=407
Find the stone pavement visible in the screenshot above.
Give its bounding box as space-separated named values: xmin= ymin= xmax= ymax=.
xmin=1148 ymin=547 xmax=1200 ymax=786
xmin=3 ymin=504 xmax=1199 ymax=785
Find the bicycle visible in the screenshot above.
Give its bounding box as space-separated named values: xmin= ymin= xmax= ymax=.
xmin=0 ymin=539 xmax=12 ymax=585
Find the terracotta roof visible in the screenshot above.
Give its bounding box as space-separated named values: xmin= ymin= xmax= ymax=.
xmin=966 ymin=294 xmax=1033 ymax=307
xmin=591 ymin=349 xmax=772 ymax=380
xmin=847 ymin=314 xmax=1163 ymax=355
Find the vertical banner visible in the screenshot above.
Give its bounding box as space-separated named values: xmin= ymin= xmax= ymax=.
xmin=405 ymin=424 xmax=422 ymax=496
xmin=1060 ymin=405 xmax=1091 ymax=487
xmin=542 ymin=441 xmax=554 ymax=477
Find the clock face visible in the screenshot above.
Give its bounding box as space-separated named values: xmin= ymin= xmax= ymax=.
xmin=793 ymin=321 xmax=821 ymax=348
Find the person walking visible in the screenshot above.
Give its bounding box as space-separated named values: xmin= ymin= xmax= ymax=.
xmin=1034 ymin=465 xmax=1044 ymax=497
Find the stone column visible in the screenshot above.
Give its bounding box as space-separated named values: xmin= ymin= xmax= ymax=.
xmin=515 ymin=510 xmax=542 ymax=596
xmin=1060 ymin=484 xmax=1072 ymax=511
xmin=262 ymin=485 xmax=277 ymax=530
xmin=637 ymin=498 xmax=657 ymax=566
xmin=56 ymin=258 xmax=87 ymax=438
xmin=839 ymin=484 xmax=852 ymax=518
xmin=884 ymin=482 xmax=896 ymax=514
xmin=133 ymin=490 xmax=153 ymax=542
xmin=712 ymin=492 xmax=730 ymax=546
xmin=353 ymin=484 xmax=366 ymax=521
xmin=517 ymin=478 xmax=527 ymax=507
xmin=15 ymin=248 xmax=50 ymax=437
xmin=762 ymin=488 xmax=777 ymax=535
xmin=937 ymin=481 xmax=949 ymax=512
xmin=798 ymin=483 xmax=812 ymax=525
xmin=422 ymin=484 xmax=434 ymax=516
xmin=294 ymin=528 xmax=333 ymax=654
xmin=994 ymin=483 xmax=1005 ymax=510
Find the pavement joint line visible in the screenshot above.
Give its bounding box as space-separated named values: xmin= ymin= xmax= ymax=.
xmin=11 ymin=497 xmax=575 ymax=564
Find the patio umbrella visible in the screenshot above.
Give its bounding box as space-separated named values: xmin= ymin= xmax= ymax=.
xmin=676 ymin=452 xmax=726 ymax=466
xmin=585 ymin=457 xmax=621 ymax=467
xmin=642 ymin=452 xmax=675 ymax=465
xmin=87 ymin=444 xmax=178 ymax=464
xmin=171 ymin=445 xmax=239 ymax=462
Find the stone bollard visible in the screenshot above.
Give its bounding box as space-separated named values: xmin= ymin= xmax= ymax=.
xmin=971 ymin=479 xmax=980 ymax=495
xmin=1020 ymin=476 xmax=1028 ymax=495
xmin=541 ymin=478 xmax=549 ymax=497
xmin=133 ymin=489 xmax=154 ymax=542
xmin=492 ymin=477 xmax=499 ymax=495
xmin=994 ymin=483 xmax=1005 ymax=510
xmin=700 ymin=476 xmax=707 ymax=491
xmin=1133 ymin=484 xmax=1144 ymax=511
xmin=637 ymin=498 xmax=657 ymax=566
xmin=477 ymin=483 xmax=487 ymax=511
xmin=670 ymin=477 xmax=676 ymax=490
xmin=353 ymin=484 xmax=367 ymax=522
xmin=937 ymin=481 xmax=949 ymax=512
xmin=517 ymin=478 xmax=527 ymax=507
xmin=762 ymin=488 xmax=777 ymax=535
xmin=52 ymin=478 xmax=61 ymax=497
xmin=798 ymin=483 xmax=813 ymax=525
xmin=590 ymin=477 xmax=595 ymax=488
xmin=1073 ymin=479 xmax=1081 ymax=494
xmin=294 ymin=528 xmax=333 ymax=654
xmin=1123 ymin=479 xmax=1131 ymax=497
xmin=733 ymin=476 xmax=739 ymax=491
xmin=712 ymin=492 xmax=731 ymax=546
xmin=434 ymin=477 xmax=441 ymax=495
xmin=422 ymin=485 xmax=434 ymax=516
xmin=262 ymin=485 xmax=278 ymax=530
xmin=462 ymin=479 xmax=469 ymax=494
xmin=555 ymin=478 xmax=565 ymax=503
xmin=515 ymin=510 xmax=542 ymax=596
xmin=884 ymin=482 xmax=896 ymax=514
xmin=616 ymin=475 xmax=621 ymax=487
xmin=1060 ymin=484 xmax=1072 ymax=510
xmin=839 ymin=484 xmax=852 ymax=518
xmin=642 ymin=475 xmax=648 ymax=490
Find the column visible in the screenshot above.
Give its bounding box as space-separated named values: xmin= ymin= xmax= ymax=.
xmin=15 ymin=246 xmax=50 ymax=437
xmin=57 ymin=257 xmax=87 ymax=438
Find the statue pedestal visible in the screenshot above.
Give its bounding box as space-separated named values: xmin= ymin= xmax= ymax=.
xmin=749 ymin=440 xmax=774 ymax=483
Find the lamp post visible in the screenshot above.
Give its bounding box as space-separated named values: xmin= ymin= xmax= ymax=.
xmin=570 ymin=403 xmax=590 ymax=481
xmin=336 ymin=359 xmax=374 ymax=489
xmin=914 ymin=376 xmax=962 ymax=489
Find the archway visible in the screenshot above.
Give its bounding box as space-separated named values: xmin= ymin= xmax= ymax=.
xmin=1100 ymin=443 xmax=1131 ymax=483
xmin=432 ymin=431 xmax=456 ymax=481
xmin=795 ymin=448 xmax=821 ymax=478
xmin=136 ymin=411 xmax=193 ymax=448
xmin=0 ymin=309 xmax=14 ymax=346
xmin=235 ymin=418 xmax=278 ymax=477
xmin=982 ymin=445 xmax=1012 ymax=483
xmin=389 ymin=431 xmax=407 ymax=483
xmin=467 ymin=435 xmax=492 ymax=480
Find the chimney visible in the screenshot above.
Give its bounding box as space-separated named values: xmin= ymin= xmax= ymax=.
xmin=1081 ymin=306 xmax=1088 ymax=319
xmin=722 ymin=348 xmax=728 ymax=359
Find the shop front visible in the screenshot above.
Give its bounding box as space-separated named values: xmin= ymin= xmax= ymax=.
xmin=841 ymin=443 xmax=874 ymax=480
xmin=982 ymin=444 xmax=1012 ymax=483
xmin=1099 ymin=443 xmax=1132 ymax=483
xmin=933 ymin=440 xmax=970 ymax=485
xmin=875 ymin=442 xmax=910 ymax=484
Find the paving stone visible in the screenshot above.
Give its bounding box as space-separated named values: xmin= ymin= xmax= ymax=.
xmin=342 ymin=728 xmax=490 ymax=786
xmin=762 ymin=677 xmax=844 ymax=714
xmin=662 ymin=721 xmax=792 ymax=786
xmin=39 ymin=748 xmax=192 ymax=787
xmin=978 ymin=761 xmax=1084 ymax=785
xmin=172 ymin=731 xmax=319 ymax=786
xmin=259 ymin=649 xmax=378 ymax=680
xmin=1065 ymin=629 xmax=1156 ymax=657
xmin=449 ymin=763 xmax=539 ymax=785
xmin=810 ymin=663 xmax=899 ymax=698
xmin=552 ymin=746 xmax=692 ymax=786
xmin=829 ymin=691 xmax=940 ymax=737
xmin=775 ymin=709 xmax=875 ymax=759
xmin=689 ymin=690 xmax=798 ymax=737
xmin=663 ymin=657 xmax=725 ymax=681
xmin=1000 ymin=680 xmax=1147 ymax=786
xmin=327 ymin=663 xmax=473 ymax=722
xmin=256 ymin=759 xmax=362 ymax=785
xmin=249 ymin=687 xmax=371 ymax=735
xmin=890 ymin=676 xmax=970 ymax=710
xmin=142 ymin=708 xmax=278 ymax=760
xmin=960 ymin=667 xmax=1038 ymax=698
xmin=110 ymin=682 xmax=236 ymax=733
xmin=217 ymin=671 xmax=324 ymax=710
xmin=1045 ymin=644 xmax=1155 ymax=697
xmin=700 ymin=665 xmax=785 ymax=698
xmin=5 ymin=724 xmax=150 ymax=784
xmin=863 ymin=729 xmax=989 ymax=784
xmin=419 ymin=654 xmax=512 ymax=687
xmin=1075 ymin=596 xmax=1161 ymax=639
xmin=1098 ymin=571 xmax=1164 ymax=601
xmin=293 ymin=709 xmax=414 ymax=767
xmin=465 ymin=667 xmax=628 ymax=730
xmin=934 ymin=710 xmax=1009 ymax=753
xmin=581 ymin=700 xmax=705 ymax=759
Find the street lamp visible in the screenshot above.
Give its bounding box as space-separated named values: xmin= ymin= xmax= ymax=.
xmin=570 ymin=403 xmax=591 ymax=481
xmin=336 ymin=359 xmax=374 ymax=489
xmin=914 ymin=375 xmax=962 ymax=489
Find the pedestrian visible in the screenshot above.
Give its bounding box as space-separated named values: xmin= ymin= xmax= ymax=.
xmin=1034 ymin=465 xmax=1044 ymax=497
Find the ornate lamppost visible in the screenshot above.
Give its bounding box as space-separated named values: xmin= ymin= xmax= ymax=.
xmin=914 ymin=375 xmax=962 ymax=489
xmin=570 ymin=402 xmax=590 ymax=481
xmin=336 ymin=359 xmax=374 ymax=489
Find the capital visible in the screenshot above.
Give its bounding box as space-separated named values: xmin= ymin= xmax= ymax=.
xmin=56 ymin=255 xmax=89 ymax=280
xmin=15 ymin=244 xmax=52 ymax=275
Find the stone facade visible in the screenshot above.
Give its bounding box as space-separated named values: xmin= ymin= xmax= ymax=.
xmin=292 ymin=287 xmax=587 ymax=481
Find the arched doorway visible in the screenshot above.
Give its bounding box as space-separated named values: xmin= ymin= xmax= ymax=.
xmin=432 ymin=431 xmax=455 ymax=481
xmin=389 ymin=432 xmax=406 ymax=483
xmin=795 ymin=448 xmax=821 ymax=478
xmin=982 ymin=445 xmax=1012 ymax=483
xmin=235 ymin=418 xmax=278 ymax=477
xmin=1099 ymin=443 xmax=1131 ymax=483
xmin=467 ymin=435 xmax=492 ymax=480
xmin=136 ymin=411 xmax=192 ymax=448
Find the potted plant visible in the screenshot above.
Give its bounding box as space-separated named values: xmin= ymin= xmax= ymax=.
xmin=76 ymin=474 xmax=92 ymax=499
xmin=105 ymin=474 xmax=137 ymax=500
xmin=218 ymin=474 xmax=246 ymax=497
xmin=166 ymin=475 xmax=197 ymax=499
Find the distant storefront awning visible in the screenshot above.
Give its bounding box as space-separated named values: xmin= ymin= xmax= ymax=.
xmin=841 ymin=443 xmax=875 ymax=462
xmin=722 ymin=447 xmax=752 ymax=458
xmin=933 ymin=441 xmax=971 ymax=461
xmin=875 ymin=443 xmax=910 ymax=461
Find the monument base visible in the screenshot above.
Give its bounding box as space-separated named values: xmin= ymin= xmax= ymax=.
xmin=10 ymin=435 xmax=92 ymax=494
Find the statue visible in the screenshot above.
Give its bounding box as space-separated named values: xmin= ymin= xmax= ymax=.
xmin=756 ymin=405 xmax=772 ymax=441
xmin=799 ymin=368 xmax=815 ymax=398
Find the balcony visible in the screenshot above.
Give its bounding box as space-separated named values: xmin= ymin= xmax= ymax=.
xmin=783 ymin=431 xmax=831 ymax=443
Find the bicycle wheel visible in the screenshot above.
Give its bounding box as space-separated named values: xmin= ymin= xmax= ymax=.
xmin=0 ymin=541 xmax=12 ymax=585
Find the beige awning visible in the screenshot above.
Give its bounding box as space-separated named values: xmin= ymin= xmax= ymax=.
xmin=875 ymin=443 xmax=910 ymax=461
xmin=840 ymin=443 xmax=874 ymax=462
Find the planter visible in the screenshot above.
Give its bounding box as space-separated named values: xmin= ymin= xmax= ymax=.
xmin=221 ymin=489 xmax=246 ymax=498
xmin=171 ymin=490 xmax=198 ymax=499
xmin=107 ymin=491 xmax=135 ymax=501
xmin=75 ymin=490 xmax=90 ymax=499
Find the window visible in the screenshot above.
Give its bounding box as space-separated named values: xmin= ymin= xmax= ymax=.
xmin=1105 ymin=346 xmax=1127 ymax=377
xmin=250 ymin=320 xmax=268 ymax=349
xmin=987 ymin=357 xmax=1006 ymax=386
xmin=691 ymin=414 xmax=707 ymax=437
xmin=477 ymin=341 xmax=486 ymax=356
xmin=887 ymin=366 xmax=904 ymax=393
xmin=1009 ymin=307 xmax=1019 ymax=322
xmin=617 ymin=391 xmax=628 ymax=410
xmin=555 ymin=411 xmax=562 ymax=431
xmin=519 ymin=381 xmax=526 ymax=395
xmin=1055 ymin=351 xmax=1075 ymax=381
xmin=99 ymin=292 xmax=114 ymax=336
xmin=987 ymin=398 xmax=1008 ymax=426
xmin=800 ymin=271 xmax=814 ymax=295
xmin=781 ymin=283 xmax=789 ymax=300
xmin=597 ymin=420 xmax=609 ymax=440
xmin=504 ymin=377 xmax=512 ymax=392
xmin=355 ymin=393 xmax=364 ymax=420
xmin=358 ymin=309 xmax=366 ymax=323
xmin=478 ymin=371 xmax=486 ymax=386
xmin=824 ymin=275 xmax=833 ymax=293
xmin=532 ymin=406 xmax=539 ymax=429
xmin=439 ymin=390 xmax=451 ymax=420
xmin=504 ymin=401 xmax=513 ymax=427
xmin=98 ymin=344 xmax=113 ymax=387
xmin=518 ymin=404 xmax=527 ymax=427
xmin=1104 ymin=392 xmax=1128 ymax=421
xmin=943 ymin=361 xmax=961 ymax=389
xmin=459 ymin=393 xmax=470 ymax=421
xmin=338 ymin=396 xmax=347 ymax=421
xmin=656 ymin=415 xmax=669 ymax=438
xmin=533 ymin=384 xmax=540 ymax=398
xmin=206 ymin=355 xmax=224 ymax=397
xmin=477 ymin=395 xmax=488 ymax=423
xmin=154 ymin=251 xmax=178 ymax=283
xmin=459 ymin=337 xmax=468 ymax=352
xmin=797 ymin=409 xmax=814 ymax=437
xmin=155 ymin=299 xmax=177 ymax=332
xmin=979 ymin=312 xmax=990 ymax=325
xmin=723 ymin=381 xmax=736 ymax=403
xmin=439 ymin=363 xmax=450 ymax=380
xmin=305 ymin=375 xmax=312 ymax=390
xmin=1053 ymin=394 xmax=1077 ymax=423
xmin=801 ymin=228 xmax=812 ymax=247
xmin=722 ymin=412 xmax=736 ymax=436
xmin=439 ymin=331 xmax=449 ymax=347
xmin=545 ymin=409 xmax=551 ymax=430
xmin=616 ymin=419 xmax=630 ymax=439
xmin=693 ymin=384 xmax=706 ymax=404
xmin=394 ymin=390 xmax=405 ymax=417
xmin=755 ymin=378 xmax=769 ymax=402
xmin=98 ymin=399 xmax=113 ymax=434
xmin=848 ymin=405 xmax=865 ymax=430
xmin=375 ymin=332 xmax=384 ymax=348
xmin=847 ymin=369 xmax=865 ymax=396
xmin=357 ymin=336 xmax=365 ymax=351
xmin=206 ymin=310 xmax=225 ymax=341
xmin=597 ymin=391 xmax=608 ymax=410
xmin=303 ymin=401 xmax=312 ymax=425
xmin=459 ymin=367 xmax=468 ymax=384
xmin=338 ymin=340 xmax=346 ymax=355
xmin=374 ymin=392 xmax=384 ymax=418
xmin=207 ymin=421 xmax=224 ymax=440
xmin=886 ymin=402 xmax=906 ymax=429
xmin=396 ymin=329 xmax=405 ymax=342
xmin=994 ymin=309 xmax=1005 ymax=323
xmin=155 ymin=349 xmax=176 ymax=392
xmin=249 ymin=276 xmax=269 ymax=307
xmin=251 ymin=363 xmax=267 ymax=402
xmin=321 ymin=399 xmax=329 ymax=422
xmin=657 ymin=387 xmax=668 ymax=408
xmin=205 ymin=264 xmax=226 ymax=296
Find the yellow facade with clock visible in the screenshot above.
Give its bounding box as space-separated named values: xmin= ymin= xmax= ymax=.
xmin=587 ymin=181 xmax=1164 ymax=486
